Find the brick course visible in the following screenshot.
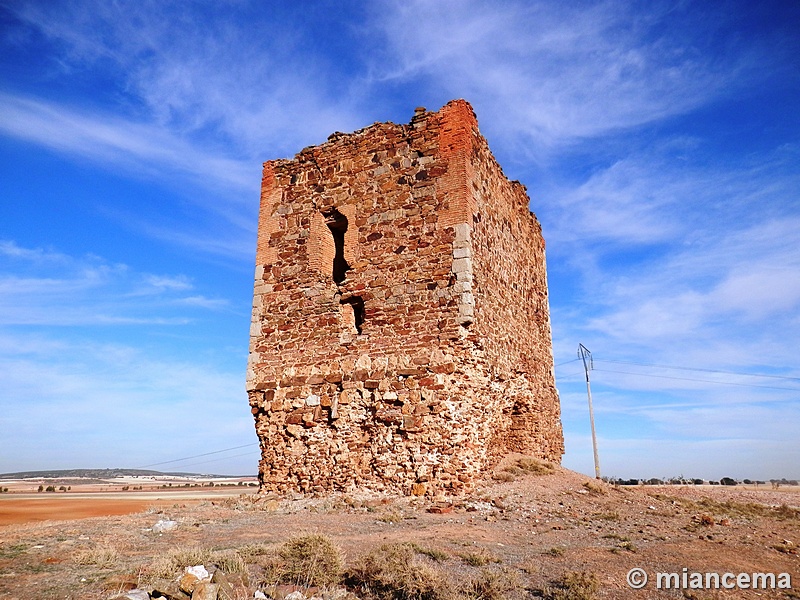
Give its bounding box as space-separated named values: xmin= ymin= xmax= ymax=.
xmin=247 ymin=100 xmax=563 ymax=495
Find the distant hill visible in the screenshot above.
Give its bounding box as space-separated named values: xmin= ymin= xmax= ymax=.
xmin=0 ymin=468 xmax=231 ymax=479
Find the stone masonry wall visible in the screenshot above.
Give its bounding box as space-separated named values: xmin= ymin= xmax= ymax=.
xmin=247 ymin=100 xmax=563 ymax=495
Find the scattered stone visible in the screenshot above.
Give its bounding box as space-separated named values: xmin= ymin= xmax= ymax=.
xmin=192 ymin=581 xmax=220 ymax=600
xmin=110 ymin=590 xmax=150 ymax=600
xmin=179 ymin=565 xmax=210 ymax=594
xmin=213 ymin=570 xmax=250 ymax=600
xmin=427 ymin=503 xmax=453 ymax=514
xmin=153 ymin=519 xmax=178 ymax=533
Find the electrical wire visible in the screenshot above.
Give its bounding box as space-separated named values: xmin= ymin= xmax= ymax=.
xmin=167 ymin=450 xmax=260 ymax=471
xmin=599 ymin=358 xmax=800 ymax=382
xmin=134 ymin=443 xmax=259 ymax=469
xmin=595 ymin=367 xmax=800 ymax=392
xmin=555 ymin=358 xmax=581 ymax=367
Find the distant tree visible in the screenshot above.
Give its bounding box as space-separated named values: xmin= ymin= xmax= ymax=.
xmin=692 ymin=479 xmax=704 ymax=485
xmin=720 ymin=477 xmax=737 ymax=486
xmin=38 ymin=485 xmax=44 ymax=492
xmin=743 ymin=479 xmax=753 ymax=484
xmin=45 ymin=485 xmax=56 ymax=492
xmin=58 ymin=486 xmax=67 ymax=492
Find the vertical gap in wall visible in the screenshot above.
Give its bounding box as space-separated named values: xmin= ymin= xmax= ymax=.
xmin=341 ymin=296 xmax=364 ymax=334
xmin=323 ymin=208 xmax=350 ymax=284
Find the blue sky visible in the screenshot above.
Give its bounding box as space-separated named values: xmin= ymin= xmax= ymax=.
xmin=1 ymin=0 xmax=798 ymax=479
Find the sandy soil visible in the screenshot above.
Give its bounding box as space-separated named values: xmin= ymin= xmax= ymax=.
xmin=0 ymin=465 xmax=797 ymax=599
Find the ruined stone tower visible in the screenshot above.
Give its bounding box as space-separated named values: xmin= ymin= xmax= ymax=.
xmin=247 ymin=100 xmax=563 ymax=495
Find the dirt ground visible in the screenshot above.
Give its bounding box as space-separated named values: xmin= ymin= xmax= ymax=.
xmin=0 ymin=463 xmax=797 ymax=599
xmin=0 ymin=490 xmax=255 ymax=527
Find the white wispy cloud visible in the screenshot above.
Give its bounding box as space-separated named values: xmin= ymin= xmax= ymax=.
xmin=0 ymin=330 xmax=257 ymax=473
xmin=6 ymin=0 xmax=363 ymax=158
xmin=0 ymin=241 xmax=229 ymax=325
xmin=584 ymin=216 xmax=800 ymax=345
xmin=369 ymin=0 xmax=763 ymax=152
xmin=0 ymin=1 xmax=370 ymax=258
xmin=0 ymin=92 xmax=256 ymax=194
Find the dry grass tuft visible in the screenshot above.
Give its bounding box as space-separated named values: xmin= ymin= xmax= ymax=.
xmin=775 ymin=503 xmax=800 ymax=520
xmin=581 ymin=480 xmax=606 ymax=495
xmin=275 ymin=534 xmax=343 ymax=588
xmin=213 ymin=548 xmax=249 ymax=574
xmin=772 ymin=540 xmax=797 ymax=554
xmin=457 ymin=548 xmax=501 ymax=567
xmin=592 ymin=511 xmax=619 ymax=521
xmin=461 ymin=568 xmax=519 ymax=600
xmin=407 ymin=543 xmax=449 ymax=563
xmin=543 ymin=571 xmax=599 ymax=600
xmin=652 ymin=494 xmax=800 ymax=521
xmin=74 ymin=545 xmax=120 ymax=569
xmin=148 ymin=546 xmax=214 ymax=578
xmin=346 ymin=542 xmax=453 ymax=600
xmin=146 ymin=545 xmax=248 ymax=579
xmin=515 ymin=457 xmax=555 ymax=475
xmin=494 ymin=457 xmax=554 ymax=481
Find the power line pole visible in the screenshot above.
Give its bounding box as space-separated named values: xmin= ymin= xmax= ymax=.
xmin=578 ymin=344 xmax=601 ymax=480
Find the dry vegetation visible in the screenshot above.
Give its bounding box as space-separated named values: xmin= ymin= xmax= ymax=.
xmin=0 ymin=461 xmax=798 ymax=599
